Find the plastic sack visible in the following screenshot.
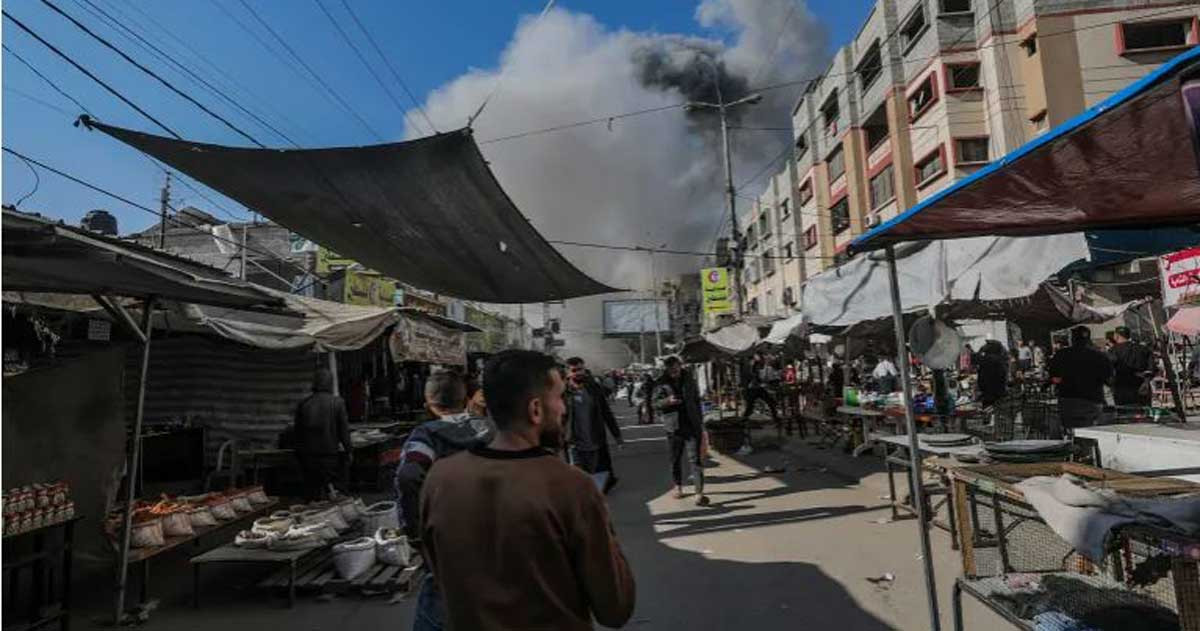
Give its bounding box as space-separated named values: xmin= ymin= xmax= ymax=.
xmin=289 ymin=521 xmax=337 ymax=542
xmin=245 ymin=486 xmax=271 ymax=506
xmin=207 ymin=498 xmax=237 ymax=521
xmin=229 ymin=493 xmax=254 ymax=513
xmin=234 ymin=529 xmax=271 ymax=548
xmin=374 ymin=528 xmax=413 ymax=567
xmin=311 ymin=507 xmax=350 ymax=533
xmin=251 ymin=516 xmax=293 ymax=535
xmin=130 ymin=518 xmax=165 ymax=548
xmin=336 ymin=497 xmax=362 ymax=524
xmin=360 ymin=501 xmax=399 ymax=533
xmin=188 ymin=506 xmax=218 ymax=528
xmin=268 ymin=531 xmax=322 ymax=551
xmin=332 ymin=537 xmax=377 ymax=579
xmin=162 ymin=511 xmax=194 ymax=537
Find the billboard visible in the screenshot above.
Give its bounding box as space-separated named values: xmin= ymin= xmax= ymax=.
xmin=1160 ymin=247 xmax=1200 ymax=308
xmin=701 ymin=267 xmax=734 ymax=315
xmin=602 ymin=299 xmax=670 ymax=335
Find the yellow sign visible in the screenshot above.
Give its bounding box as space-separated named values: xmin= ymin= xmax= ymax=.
xmin=344 ymin=270 xmax=396 ymax=307
xmin=701 ymin=267 xmax=734 ymax=315
xmin=316 ymin=247 xmax=357 ymax=275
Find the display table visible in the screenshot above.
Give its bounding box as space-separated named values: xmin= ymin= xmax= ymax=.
xmin=1073 ymin=423 xmax=1200 ymax=482
xmin=876 ymin=434 xmax=985 ymax=550
xmin=191 ymin=543 xmax=321 ymax=608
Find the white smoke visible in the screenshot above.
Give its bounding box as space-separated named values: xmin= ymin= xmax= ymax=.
xmin=412 ymin=1 xmax=828 ymax=368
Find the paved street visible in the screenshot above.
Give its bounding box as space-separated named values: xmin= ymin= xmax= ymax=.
xmin=73 ymin=400 xmax=1010 ymax=630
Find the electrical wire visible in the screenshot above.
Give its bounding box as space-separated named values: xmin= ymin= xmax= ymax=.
xmin=11 ymin=153 xmax=41 ymax=208
xmin=234 ymin=0 xmax=385 ymax=141
xmin=749 ymin=0 xmax=799 ymax=85
xmin=2 ymin=9 xmax=180 ymax=137
xmin=336 ymin=0 xmax=438 ymax=134
xmin=39 ymin=0 xmax=264 ymax=146
xmin=4 ymin=86 xmax=76 ymax=117
xmin=3 ymin=43 xmax=92 ymax=115
xmin=468 ymin=0 xmax=557 ymax=127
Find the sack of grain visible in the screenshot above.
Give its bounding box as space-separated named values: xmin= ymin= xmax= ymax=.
xmin=360 ymin=501 xmax=399 ymax=533
xmin=234 ymin=529 xmax=272 ymax=548
xmin=332 ymin=537 xmax=377 ymax=579
xmin=130 ymin=516 xmax=165 ymax=548
xmin=374 ymin=528 xmax=413 ymax=567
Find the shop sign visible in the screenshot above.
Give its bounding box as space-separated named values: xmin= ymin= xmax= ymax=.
xmin=343 ymin=270 xmax=396 ymax=307
xmin=701 ymin=267 xmax=734 ymax=315
xmin=1160 ymin=247 xmax=1200 ymax=307
xmin=389 ymin=315 xmax=466 ymax=365
xmin=316 ymin=247 xmax=357 ymax=275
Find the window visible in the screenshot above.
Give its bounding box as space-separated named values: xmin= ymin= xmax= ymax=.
xmin=762 ymin=250 xmax=776 ymax=275
xmin=795 ymin=132 xmax=809 ymax=161
xmin=745 ymin=223 xmax=756 ymax=247
xmin=870 ymin=164 xmax=895 ymax=209
xmin=1020 ymin=34 xmax=1038 ymax=56
xmin=900 ymin=6 xmax=928 ymax=53
xmin=758 ymin=210 xmax=771 ymax=237
xmin=798 ymin=180 xmax=814 ymax=205
xmin=821 ymin=91 xmax=840 ymax=136
xmin=915 ymin=147 xmax=947 ymax=187
xmin=831 ymin=197 xmax=851 ymax=235
xmin=783 ymin=241 xmax=795 ymax=260
xmin=857 ymin=42 xmax=883 ymax=92
xmin=827 ymin=146 xmax=846 ymax=181
xmin=956 ymin=137 xmax=989 ymax=164
xmin=940 ymin=0 xmax=971 ymax=13
xmin=946 ymin=63 xmax=981 ymax=90
xmin=863 ymin=103 xmax=889 ymax=151
xmin=780 ymin=198 xmax=790 ymax=219
xmin=1119 ymin=19 xmax=1194 ymax=53
xmin=908 ymin=74 xmax=938 ymax=121
xmin=803 ymin=225 xmax=819 ymax=250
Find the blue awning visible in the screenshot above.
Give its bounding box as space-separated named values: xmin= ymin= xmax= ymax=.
xmin=853 ymin=46 xmax=1200 ymax=252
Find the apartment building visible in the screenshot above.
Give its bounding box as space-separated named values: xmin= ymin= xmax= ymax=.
xmin=785 ymin=0 xmax=1199 ymax=277
xmin=740 ymin=163 xmax=807 ymax=317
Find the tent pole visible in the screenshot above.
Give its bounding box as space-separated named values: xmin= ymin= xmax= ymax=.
xmin=885 ymin=245 xmax=942 ymax=631
xmin=113 ymin=296 xmax=155 ymax=625
xmin=328 ymin=351 xmax=340 ymax=397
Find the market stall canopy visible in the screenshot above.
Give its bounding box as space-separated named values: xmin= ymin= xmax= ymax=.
xmin=1167 ymin=306 xmax=1200 ymax=335
xmin=853 ymin=47 xmax=1200 ymax=252
xmin=81 ymin=120 xmax=620 ymax=303
xmin=701 ymin=321 xmax=764 ymax=355
xmin=2 ymin=209 xmax=283 ymax=310
xmin=802 ymin=235 xmax=1090 ymax=330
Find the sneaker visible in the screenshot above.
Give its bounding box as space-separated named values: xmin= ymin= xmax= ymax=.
xmin=697 ymin=495 xmax=711 ymax=507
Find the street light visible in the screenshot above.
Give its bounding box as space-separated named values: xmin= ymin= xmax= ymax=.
xmin=684 ymin=54 xmax=762 ymax=317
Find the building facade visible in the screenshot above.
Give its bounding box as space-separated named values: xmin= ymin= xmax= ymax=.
xmin=740 ymin=163 xmax=807 ymax=317
xmin=736 ymin=0 xmax=1198 ymax=308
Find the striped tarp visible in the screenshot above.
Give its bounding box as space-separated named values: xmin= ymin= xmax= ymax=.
xmin=126 ymin=334 xmax=318 ymax=465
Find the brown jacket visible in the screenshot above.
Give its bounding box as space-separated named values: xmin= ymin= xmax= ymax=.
xmin=420 ymin=446 xmax=635 ymax=630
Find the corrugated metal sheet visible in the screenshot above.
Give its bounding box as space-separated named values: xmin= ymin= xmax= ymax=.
xmin=126 ymin=334 xmax=318 ymax=463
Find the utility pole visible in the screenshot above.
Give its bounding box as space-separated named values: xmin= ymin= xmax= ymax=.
xmin=158 ymin=172 xmax=171 ymax=249
xmin=649 ymin=246 xmax=663 ymax=358
xmin=684 ymin=56 xmax=761 ymax=318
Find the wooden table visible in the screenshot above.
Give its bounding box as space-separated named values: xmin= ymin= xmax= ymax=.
xmin=190 ymin=543 xmax=321 ymax=608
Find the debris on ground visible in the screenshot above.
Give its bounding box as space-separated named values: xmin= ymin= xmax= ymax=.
xmin=866 ymin=573 xmax=896 ymax=587
xmin=871 ymin=517 xmax=894 ymax=525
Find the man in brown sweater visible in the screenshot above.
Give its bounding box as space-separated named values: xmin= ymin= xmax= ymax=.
xmin=420 ymin=350 xmax=636 ymax=630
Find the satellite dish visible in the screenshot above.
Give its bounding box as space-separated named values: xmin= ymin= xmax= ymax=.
xmin=908 ymin=316 xmax=962 ymax=370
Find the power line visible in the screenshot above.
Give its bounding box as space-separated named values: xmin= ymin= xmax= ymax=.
xmin=2 ymin=9 xmax=180 ymax=137
xmin=3 ymin=146 xmax=329 ymax=283
xmin=3 ymin=43 xmax=92 ymax=115
xmin=477 ymin=103 xmax=683 ymax=144
xmin=39 ymin=0 xmax=264 ymax=146
xmin=235 ymin=0 xmax=385 ymax=141
xmin=336 ymin=0 xmax=438 ymax=134
xmin=4 ymin=85 xmax=76 ymax=117
xmin=73 ymin=0 xmax=299 ymax=147
xmin=312 ymin=0 xmax=429 ymax=136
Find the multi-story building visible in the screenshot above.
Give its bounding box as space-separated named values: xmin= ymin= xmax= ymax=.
xmin=781 ymin=0 xmax=1199 ymax=280
xmin=665 ymin=273 xmax=703 ymax=341
xmin=739 ymin=164 xmax=807 ymax=317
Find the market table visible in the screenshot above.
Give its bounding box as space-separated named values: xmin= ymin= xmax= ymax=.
xmin=1073 ymin=423 xmax=1200 ymax=482
xmin=832 ymin=406 xmax=885 ymax=453
xmin=877 ymin=434 xmax=986 ymax=550
xmin=190 ymin=543 xmax=322 ymax=608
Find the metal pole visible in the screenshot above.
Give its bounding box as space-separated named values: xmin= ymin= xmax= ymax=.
xmin=158 ymin=172 xmax=171 ymax=249
xmin=719 ymin=101 xmax=742 ymax=317
xmin=885 ymin=245 xmax=942 ymax=631
xmin=113 ymin=296 xmax=155 ymax=624
xmin=652 ymin=251 xmax=663 ymax=358
xmin=640 ymin=313 xmax=647 ymax=364
xmin=1147 ymin=304 xmax=1188 ymax=420
xmin=328 ymin=351 xmax=339 ymax=397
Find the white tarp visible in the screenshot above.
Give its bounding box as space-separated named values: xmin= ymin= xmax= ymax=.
xmin=800 ymin=234 xmax=1090 ymax=329
xmin=764 ymin=312 xmax=806 ymax=345
xmin=702 ymin=321 xmax=761 ymax=355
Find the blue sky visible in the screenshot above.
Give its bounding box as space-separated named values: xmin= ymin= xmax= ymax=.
xmin=2 ymin=0 xmax=870 ymax=232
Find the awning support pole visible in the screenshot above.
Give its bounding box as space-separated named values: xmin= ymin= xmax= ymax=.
xmin=113 ymin=296 xmax=155 ymax=625
xmin=885 ymin=245 xmax=942 ymax=631
xmin=328 ymin=351 xmax=339 ymax=397
xmin=93 ymin=295 xmax=147 ymax=344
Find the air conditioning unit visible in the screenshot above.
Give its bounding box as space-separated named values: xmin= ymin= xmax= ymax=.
xmin=867 ymin=214 xmax=881 ymax=228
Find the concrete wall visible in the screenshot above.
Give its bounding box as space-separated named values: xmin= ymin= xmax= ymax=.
xmin=3 ymin=346 xmax=128 ymax=562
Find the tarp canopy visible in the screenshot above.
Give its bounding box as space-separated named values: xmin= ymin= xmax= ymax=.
xmin=701 ymin=321 xmax=764 ymax=355
xmin=82 ymin=120 xmax=620 ymax=303
xmin=853 ymin=47 xmax=1200 ymax=252
xmin=3 ymin=209 xmax=285 ymax=310
xmin=802 ymin=234 xmax=1090 ymax=330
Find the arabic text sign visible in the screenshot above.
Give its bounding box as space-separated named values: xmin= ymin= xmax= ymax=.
xmin=1160 ymin=247 xmax=1200 ymax=308
xmin=700 ymin=267 xmax=733 ymax=315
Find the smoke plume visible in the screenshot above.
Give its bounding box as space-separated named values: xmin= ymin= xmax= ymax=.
xmin=412 ymin=1 xmax=828 ymax=368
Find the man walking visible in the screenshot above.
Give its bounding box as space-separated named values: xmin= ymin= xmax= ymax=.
xmin=654 ymin=356 xmax=709 ymax=506
xmin=292 ymin=368 xmax=351 ymax=501
xmin=740 ymin=353 xmax=780 ymax=423
xmin=1049 ymin=326 xmax=1113 ymax=435
xmin=420 ymin=350 xmax=636 ymax=631
xmin=1109 ymin=326 xmax=1154 ymax=406
xmin=395 ymin=371 xmax=495 ymax=631
xmin=565 ymin=357 xmax=624 ymax=492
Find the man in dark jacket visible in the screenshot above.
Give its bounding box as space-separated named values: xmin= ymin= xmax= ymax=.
xmin=1049 ymin=326 xmax=1114 ymax=434
xmin=395 ymin=371 xmax=494 ymax=631
xmin=654 ymin=356 xmax=709 ymax=506
xmin=565 ymin=357 xmax=623 ymax=492
xmin=1109 ymin=326 xmax=1153 ymax=406
xmin=293 ymin=368 xmax=352 ymax=501
xmin=976 ymin=340 xmax=1009 ymax=406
